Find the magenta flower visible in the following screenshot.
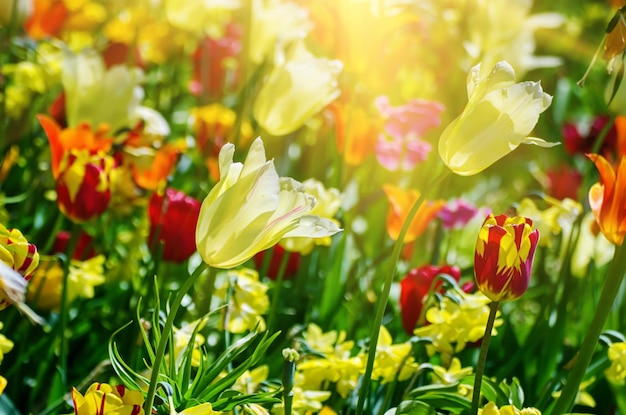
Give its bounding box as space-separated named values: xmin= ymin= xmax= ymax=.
xmin=439 ymin=199 xmax=485 ymax=229
xmin=374 ymin=96 xmax=444 ymax=171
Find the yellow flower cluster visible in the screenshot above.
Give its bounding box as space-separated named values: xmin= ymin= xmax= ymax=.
xmin=215 ymin=268 xmax=269 ymax=333
xmin=606 ymin=342 xmax=626 ymax=383
xmin=27 ymin=255 xmax=106 ymax=312
xmin=297 ymin=323 xmax=419 ymax=398
xmin=413 ymin=291 xmax=502 ymax=355
xmin=480 ymin=402 xmax=541 ymax=415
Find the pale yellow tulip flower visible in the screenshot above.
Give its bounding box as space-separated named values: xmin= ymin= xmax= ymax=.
xmin=438 ymin=61 xmax=556 ymax=176
xmin=253 ymin=42 xmax=342 ymax=136
xmin=196 ymin=138 xmax=341 ymax=269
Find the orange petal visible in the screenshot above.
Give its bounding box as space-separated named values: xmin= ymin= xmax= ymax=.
xmin=37 ymin=114 xmax=63 ymax=178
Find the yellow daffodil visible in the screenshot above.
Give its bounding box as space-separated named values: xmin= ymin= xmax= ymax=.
xmin=280 ymin=179 xmax=342 ymax=255
xmin=62 ymin=49 xmax=144 ymax=132
xmin=0 ymin=375 xmax=6 ymax=395
xmin=253 ymin=42 xmax=342 ymax=136
xmin=480 ymin=402 xmax=541 ymax=415
xmin=431 ymin=357 xmax=473 ymax=386
xmin=606 ymin=342 xmax=626 ymax=383
xmin=438 ymin=61 xmax=555 ymax=176
xmin=234 ymin=365 xmax=269 ymax=394
xmin=365 ymin=325 xmax=419 ymax=384
xmin=27 ymin=256 xmax=105 ymax=311
xmin=272 ymin=373 xmax=332 ymax=415
xmin=516 ymin=196 xmax=582 ymax=247
xmin=0 ymin=322 xmax=13 ymax=365
xmin=552 ymin=377 xmax=597 ymax=408
xmin=298 ymin=323 xmax=361 ymax=398
xmin=414 ymin=291 xmax=502 ymax=355
xmin=171 ymin=319 xmax=206 ymax=367
xmin=195 ymin=138 xmax=341 ymax=269
xmin=215 ymin=268 xmax=269 ymax=333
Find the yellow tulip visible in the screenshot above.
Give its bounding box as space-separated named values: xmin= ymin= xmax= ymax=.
xmin=249 ymin=0 xmax=311 ymax=66
xmin=196 ymin=138 xmax=341 ymax=269
xmin=438 ymin=61 xmax=556 ymax=176
xmin=253 ymin=41 xmax=342 ymax=136
xmin=62 ymin=49 xmax=143 ymax=132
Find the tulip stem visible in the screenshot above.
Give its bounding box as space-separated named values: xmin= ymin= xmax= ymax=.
xmin=355 ymin=170 xmax=448 ymax=415
xmin=143 ymin=262 xmax=210 ymax=414
xmin=57 ymin=223 xmax=82 ymax=387
xmin=471 ymin=300 xmax=500 ymax=415
xmin=550 ymin=242 xmax=626 ymax=415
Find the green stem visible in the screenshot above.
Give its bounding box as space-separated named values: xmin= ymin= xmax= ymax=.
xmin=471 ymin=301 xmax=500 ymax=415
xmin=267 ymin=251 xmax=291 ymax=333
xmin=550 ymin=242 xmax=626 ymax=415
xmin=143 ymin=263 xmax=211 ymax=414
xmin=355 ymin=170 xmax=448 ymax=415
xmin=57 ymin=223 xmax=82 ymax=385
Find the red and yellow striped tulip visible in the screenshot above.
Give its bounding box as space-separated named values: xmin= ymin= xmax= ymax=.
xmin=474 ymin=214 xmax=539 ymax=302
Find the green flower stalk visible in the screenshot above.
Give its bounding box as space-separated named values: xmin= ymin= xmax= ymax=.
xmin=282 ymin=348 xmax=299 ymax=415
xmin=355 ymin=171 xmax=448 ymax=415
xmin=143 ymin=263 xmax=210 ymax=414
xmin=550 ymin=242 xmax=626 ymax=414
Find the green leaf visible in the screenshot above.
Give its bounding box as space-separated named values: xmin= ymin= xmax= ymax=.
xmin=108 ymin=321 xmax=149 ymax=391
xmin=413 ymin=393 xmax=472 ymax=413
xmin=0 ymin=394 xmax=21 ymax=415
xmin=461 ymin=376 xmax=509 ymax=406
xmin=607 ymin=56 xmax=624 ymax=106
xmin=396 ymin=400 xmax=437 ymax=415
xmin=212 ymin=389 xmax=282 ymax=411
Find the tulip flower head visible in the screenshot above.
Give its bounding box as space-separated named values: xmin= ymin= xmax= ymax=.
xmin=252 ymin=41 xmax=342 ymax=136
xmin=71 ymin=383 xmax=144 ymax=415
xmin=474 ymin=214 xmax=539 ymax=302
xmin=149 ymin=188 xmax=201 ymax=262
xmin=195 ymin=137 xmax=341 ymax=269
xmin=588 ymin=154 xmax=626 ymax=245
xmin=438 ymin=61 xmax=555 ymax=176
xmin=0 ymin=224 xmax=40 ymax=317
xmin=56 ymin=150 xmax=115 ymax=223
xmin=399 ymin=264 xmax=461 ymax=335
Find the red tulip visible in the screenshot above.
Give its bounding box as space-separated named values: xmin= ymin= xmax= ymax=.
xmin=149 ymin=188 xmax=201 ymax=262
xmin=399 ymin=264 xmax=461 ymax=335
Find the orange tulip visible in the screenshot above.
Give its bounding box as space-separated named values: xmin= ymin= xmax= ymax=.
xmin=37 ymin=115 xmax=113 ymax=179
xmin=588 ymin=154 xmax=626 ymax=245
xmin=382 ymin=185 xmax=445 ymax=243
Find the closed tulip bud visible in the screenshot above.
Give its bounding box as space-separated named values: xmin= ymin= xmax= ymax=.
xmin=56 ymin=150 xmax=114 ymax=223
xmin=253 ymin=41 xmax=342 ymax=136
xmin=474 ymin=214 xmax=539 ymax=302
xmin=438 ymin=61 xmax=556 ymax=176
xmin=196 ymin=137 xmax=341 ymax=269
xmin=149 ymin=188 xmax=201 ymax=262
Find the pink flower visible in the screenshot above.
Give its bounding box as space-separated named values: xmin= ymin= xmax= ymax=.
xmin=438 ymin=199 xmax=484 ymax=229
xmin=374 ymin=96 xmax=444 ymax=171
